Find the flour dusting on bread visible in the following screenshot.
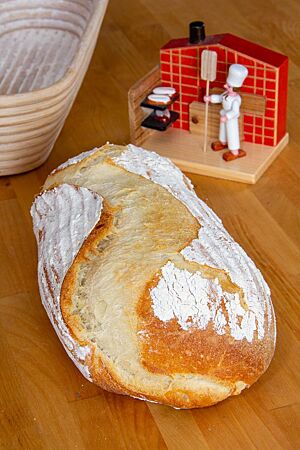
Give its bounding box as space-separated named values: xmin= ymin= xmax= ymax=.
xmin=151 ymin=262 xmax=262 ymax=342
xmin=31 ymin=144 xmax=276 ymax=409
xmin=113 ymin=144 xmax=274 ymax=343
xmin=31 ymin=183 xmax=103 ymax=379
xmin=181 ymin=227 xmax=270 ymax=341
xmin=150 ymin=261 xmax=229 ymax=334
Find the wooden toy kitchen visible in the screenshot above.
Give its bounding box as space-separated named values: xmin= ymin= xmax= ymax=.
xmin=128 ymin=22 xmax=289 ymax=183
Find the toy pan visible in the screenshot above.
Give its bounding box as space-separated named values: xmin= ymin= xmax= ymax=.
xmin=0 ymin=0 xmax=108 ymax=176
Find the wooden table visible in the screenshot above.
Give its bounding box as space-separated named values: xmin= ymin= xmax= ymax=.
xmin=1 ymin=0 xmax=299 ymax=448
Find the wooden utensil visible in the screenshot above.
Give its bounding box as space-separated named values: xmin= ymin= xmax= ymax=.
xmin=201 ymin=50 xmax=217 ymax=152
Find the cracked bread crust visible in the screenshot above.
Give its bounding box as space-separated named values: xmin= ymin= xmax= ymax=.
xmin=32 ymin=143 xmax=276 ymax=409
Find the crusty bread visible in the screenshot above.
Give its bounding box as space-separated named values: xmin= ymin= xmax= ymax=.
xmin=31 ymin=143 xmax=276 ymax=409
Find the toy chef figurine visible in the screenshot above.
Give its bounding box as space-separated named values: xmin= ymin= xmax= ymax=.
xmin=204 ymin=64 xmax=248 ymax=161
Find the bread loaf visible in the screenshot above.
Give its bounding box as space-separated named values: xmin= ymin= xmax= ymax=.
xmin=31 ymin=143 xmax=276 ymax=409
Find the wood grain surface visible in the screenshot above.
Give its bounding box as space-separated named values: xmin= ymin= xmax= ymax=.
xmin=1 ymin=0 xmax=299 ymax=448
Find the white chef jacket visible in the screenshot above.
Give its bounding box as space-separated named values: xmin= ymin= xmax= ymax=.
xmin=210 ymin=92 xmax=241 ymax=151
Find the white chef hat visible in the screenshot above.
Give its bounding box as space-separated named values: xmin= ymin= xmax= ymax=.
xmin=226 ymin=64 xmax=248 ymax=88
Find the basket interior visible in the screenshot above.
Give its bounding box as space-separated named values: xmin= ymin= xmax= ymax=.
xmin=0 ymin=0 xmax=97 ymax=95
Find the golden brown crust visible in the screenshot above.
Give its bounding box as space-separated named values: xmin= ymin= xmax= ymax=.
xmin=44 ymin=144 xmax=125 ymax=187
xmin=60 ymin=201 xmax=135 ymax=396
xmin=38 ymin=144 xmax=276 ymax=409
xmin=59 ymin=198 xmax=232 ymax=409
xmin=61 ymin=201 xmax=116 ymax=344
xmin=137 ymin=273 xmax=275 ymax=389
xmin=88 ymin=350 xmax=232 ymax=409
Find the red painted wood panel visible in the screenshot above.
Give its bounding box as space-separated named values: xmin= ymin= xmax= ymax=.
xmin=276 ymin=59 xmax=288 ymax=144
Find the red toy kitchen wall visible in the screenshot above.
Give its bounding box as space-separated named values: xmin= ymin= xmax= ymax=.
xmin=160 ymin=37 xmax=288 ymax=147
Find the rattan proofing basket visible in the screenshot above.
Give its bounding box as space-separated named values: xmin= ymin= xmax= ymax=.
xmin=0 ymin=0 xmax=108 ymax=175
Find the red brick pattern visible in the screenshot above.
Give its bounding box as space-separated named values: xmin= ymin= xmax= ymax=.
xmin=160 ymin=42 xmax=285 ymax=147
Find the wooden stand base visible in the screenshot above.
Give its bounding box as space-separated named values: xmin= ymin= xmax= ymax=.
xmin=141 ymin=129 xmax=289 ymax=184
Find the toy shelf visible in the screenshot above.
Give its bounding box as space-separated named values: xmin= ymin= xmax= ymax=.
xmin=141 ymin=110 xmax=179 ymax=132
